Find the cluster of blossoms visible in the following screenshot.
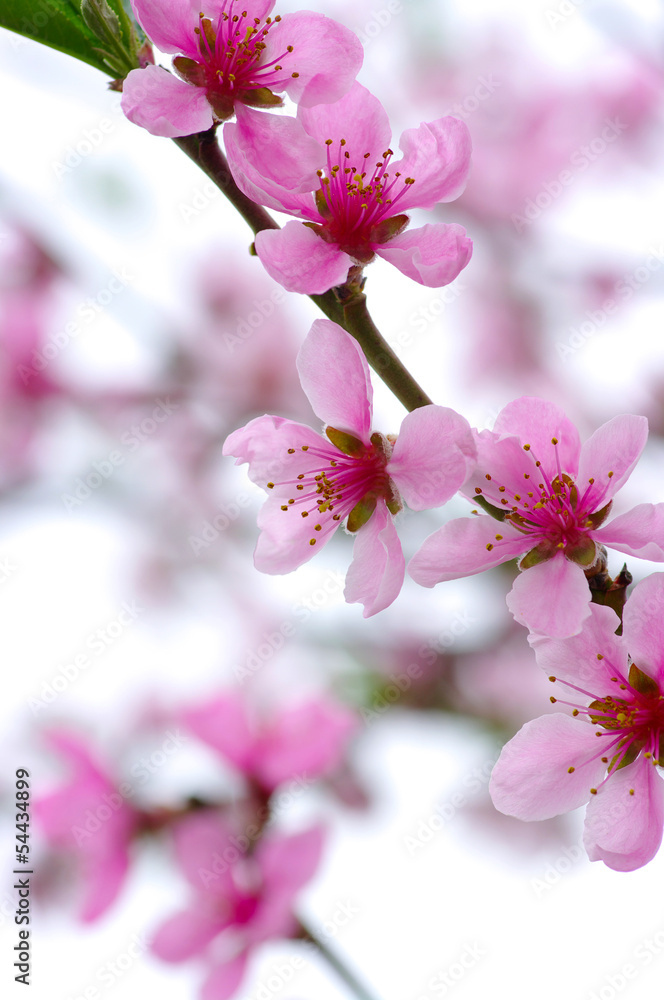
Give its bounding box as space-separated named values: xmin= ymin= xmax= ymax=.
xmin=121 ymin=0 xmax=473 ymax=295
xmin=34 ymin=690 xmax=358 ymax=997
xmin=117 ymin=0 xmax=664 ymax=879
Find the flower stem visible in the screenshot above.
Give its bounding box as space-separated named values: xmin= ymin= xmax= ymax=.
xmin=340 ymin=287 xmax=433 ymax=411
xmin=296 ymin=918 xmax=383 ymax=1000
xmin=171 ymin=131 xmax=433 ymax=411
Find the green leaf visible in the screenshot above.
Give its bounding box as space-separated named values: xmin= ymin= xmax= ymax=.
xmin=0 ymin=0 xmax=138 ymax=75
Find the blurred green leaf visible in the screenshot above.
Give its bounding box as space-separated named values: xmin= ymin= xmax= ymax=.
xmin=0 ymin=0 xmax=138 ymax=75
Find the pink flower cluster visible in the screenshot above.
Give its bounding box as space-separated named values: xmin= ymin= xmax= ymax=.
xmin=118 ymin=0 xmax=664 ymax=880
xmin=121 ymin=0 xmax=473 ymax=295
xmin=33 ymin=690 xmax=357 ymax=997
xmin=226 ymin=379 xmax=664 ymax=869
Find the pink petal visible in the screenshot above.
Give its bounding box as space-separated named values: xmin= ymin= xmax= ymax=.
xmin=43 ymin=729 xmax=105 ymax=778
xmin=223 ymin=415 xmax=325 ymax=489
xmin=183 ymin=693 xmax=256 ymax=775
xmin=254 ymin=490 xmax=339 ymax=574
xmin=79 ymin=850 xmax=130 ymax=923
xmin=241 ymin=0 xmax=275 ymax=20
xmin=492 ymin=397 xmax=581 ymax=478
xmin=151 ymin=907 xmax=223 ymax=962
xmin=296 ymin=320 xmax=372 ymax=439
xmin=462 ymin=429 xmax=539 ymax=500
xmin=247 ymin=896 xmax=298 ymax=943
xmin=257 ymin=825 xmax=325 ymax=897
xmin=255 ymin=223 xmax=352 ymax=294
xmin=257 ymin=700 xmax=358 ymax=789
xmin=298 ymin=82 xmax=391 ymax=158
xmin=375 ymin=223 xmax=472 ymax=287
xmin=200 ymin=953 xmax=249 ymax=1000
xmin=387 ymin=405 xmax=476 ymax=510
xmin=577 ymin=414 xmax=648 ymax=509
xmin=584 ymin=760 xmax=664 ymax=871
xmin=224 ymin=415 xmax=344 ymax=572
xmin=224 ymin=108 xmax=321 ymax=217
xmin=408 ymin=515 xmax=526 ymax=587
xmin=121 ymin=66 xmax=214 ymax=138
xmin=621 ymin=573 xmax=664 ymax=685
xmin=130 ymin=0 xmax=198 ymax=55
xmin=392 ymin=116 xmax=472 ymax=210
xmin=529 ymin=603 xmax=625 ymax=692
xmin=507 ymin=555 xmax=592 ymax=638
xmin=594 ymin=503 xmax=664 ymax=562
xmin=489 ymin=713 xmax=606 ymax=821
xmin=267 ymin=13 xmax=363 ymax=108
xmin=344 ymin=502 xmax=405 ymax=616
xmin=172 ymin=812 xmax=239 ymax=896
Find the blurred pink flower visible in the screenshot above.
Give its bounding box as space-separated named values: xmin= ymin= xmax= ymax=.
xmin=417 ymin=41 xmax=662 ymax=229
xmin=224 ymin=82 xmax=472 ymax=293
xmin=33 ymin=732 xmax=138 ymax=922
xmin=121 ymin=0 xmax=363 ymax=137
xmin=409 ymin=396 xmax=664 ymax=637
xmin=490 ymin=574 xmax=664 ymax=872
xmin=152 ymin=812 xmax=324 ymax=999
xmin=184 ymin=689 xmax=357 ymax=790
xmin=223 ymin=319 xmax=476 ymax=616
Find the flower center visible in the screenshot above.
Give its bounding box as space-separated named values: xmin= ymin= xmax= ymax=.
xmin=548 ymin=659 xmax=664 ymax=797
xmin=473 ymin=436 xmax=614 ymax=567
xmin=234 ymin=893 xmax=260 ymax=924
xmin=311 ymin=141 xmax=414 ymax=263
xmin=173 ymin=3 xmax=298 ymax=119
xmin=267 ymin=430 xmax=400 ymax=545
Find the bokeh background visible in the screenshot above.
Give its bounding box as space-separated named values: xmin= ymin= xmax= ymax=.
xmin=2 ymin=1 xmax=664 ymax=999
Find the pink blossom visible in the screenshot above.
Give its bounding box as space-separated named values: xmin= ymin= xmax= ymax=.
xmin=223 ymin=319 xmax=476 ymax=616
xmin=183 ymin=689 xmax=357 ymax=790
xmin=409 ymin=396 xmax=664 ymax=637
xmin=33 ymin=732 xmax=138 ymax=922
xmin=490 ymin=574 xmax=664 ymax=871
xmin=151 ymin=812 xmax=324 ymax=999
xmin=121 ymin=0 xmax=363 ymax=137
xmin=224 ymin=82 xmax=472 ymax=293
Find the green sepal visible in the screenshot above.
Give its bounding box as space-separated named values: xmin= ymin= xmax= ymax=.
xmin=207 ymin=90 xmax=235 ymax=121
xmin=474 ymin=494 xmax=508 ymax=521
xmin=519 ymin=540 xmax=556 ymax=570
xmin=628 ymin=662 xmax=659 ymax=698
xmin=386 ymin=496 xmax=402 ymax=516
xmin=609 ymin=738 xmax=644 ymax=772
xmin=588 ymin=698 xmax=623 ymax=729
xmin=584 ymin=501 xmax=613 ymax=531
xmin=315 ymin=187 xmax=332 ymax=218
xmin=326 ymin=426 xmax=365 ymax=456
xmin=347 ymin=494 xmax=377 ymax=533
xmin=552 ymin=473 xmax=578 ymax=509
xmin=565 ymin=536 xmax=597 ymax=567
xmin=237 ymin=87 xmax=283 ymax=109
xmin=173 ymin=56 xmax=206 ymax=86
xmin=369 ymin=213 xmax=409 ymax=245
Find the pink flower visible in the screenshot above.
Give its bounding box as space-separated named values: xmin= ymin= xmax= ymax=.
xmin=224 ymin=82 xmax=473 ymax=293
xmin=222 ymin=319 xmax=476 ymax=616
xmin=121 ymin=0 xmax=363 ymax=137
xmin=409 ymin=396 xmax=664 ymax=637
xmin=489 ymin=574 xmax=664 ymax=872
xmin=183 ymin=690 xmax=357 ymax=790
xmin=33 ymin=732 xmax=138 ymax=922
xmin=151 ymin=812 xmax=324 ymax=1000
